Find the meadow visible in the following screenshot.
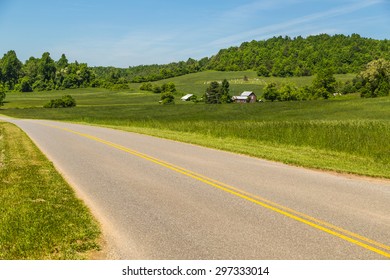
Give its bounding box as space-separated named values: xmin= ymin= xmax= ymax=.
xmin=1 ymin=71 xmax=389 ymax=178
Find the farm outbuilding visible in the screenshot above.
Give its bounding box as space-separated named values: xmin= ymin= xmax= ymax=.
xmin=232 ymin=91 xmax=257 ymax=103
xmin=181 ymin=94 xmax=194 ymax=101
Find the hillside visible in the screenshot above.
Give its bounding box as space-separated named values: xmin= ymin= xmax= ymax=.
xmin=1 ymin=34 xmax=389 ymax=92
xmin=107 ymin=34 xmax=390 ymax=82
xmin=208 ymin=34 xmax=390 ymax=75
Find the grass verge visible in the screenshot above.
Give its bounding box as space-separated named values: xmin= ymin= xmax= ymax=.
xmin=0 ymin=121 xmax=101 ymax=259
xmin=96 ymin=124 xmax=390 ymax=179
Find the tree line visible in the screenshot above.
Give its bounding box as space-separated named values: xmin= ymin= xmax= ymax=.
xmin=0 ymin=51 xmax=94 ymax=92
xmin=208 ymin=34 xmax=390 ymax=76
xmin=93 ymin=33 xmax=390 ymax=82
xmin=1 ymin=34 xmax=389 ymax=95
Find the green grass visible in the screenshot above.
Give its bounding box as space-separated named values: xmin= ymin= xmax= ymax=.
xmin=0 ymin=122 xmax=101 ymax=259
xmin=149 ymin=70 xmax=356 ymax=96
xmin=1 ymin=71 xmax=389 ymax=178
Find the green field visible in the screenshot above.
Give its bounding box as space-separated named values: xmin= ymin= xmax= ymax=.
xmin=149 ymin=70 xmax=356 ymax=97
xmin=1 ymin=71 xmax=389 ymax=178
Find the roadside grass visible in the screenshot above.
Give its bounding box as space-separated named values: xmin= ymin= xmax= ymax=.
xmin=0 ymin=121 xmax=101 ymax=259
xmin=101 ymin=125 xmax=390 ymax=178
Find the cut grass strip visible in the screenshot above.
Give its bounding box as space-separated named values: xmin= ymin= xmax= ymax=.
xmin=0 ymin=121 xmax=101 ymax=259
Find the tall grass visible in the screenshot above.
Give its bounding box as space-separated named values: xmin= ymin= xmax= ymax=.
xmin=131 ymin=120 xmax=389 ymax=164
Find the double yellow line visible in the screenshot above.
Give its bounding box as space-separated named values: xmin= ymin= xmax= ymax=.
xmin=43 ymin=122 xmax=390 ymax=259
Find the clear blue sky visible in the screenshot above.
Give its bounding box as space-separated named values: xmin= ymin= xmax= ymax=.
xmin=1 ymin=0 xmax=389 ymax=67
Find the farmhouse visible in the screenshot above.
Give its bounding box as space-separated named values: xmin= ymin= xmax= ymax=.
xmin=232 ymin=91 xmax=257 ymax=103
xmin=181 ymin=94 xmax=194 ymax=101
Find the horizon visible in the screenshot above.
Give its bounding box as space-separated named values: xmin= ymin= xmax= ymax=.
xmin=1 ymin=0 xmax=389 ymax=68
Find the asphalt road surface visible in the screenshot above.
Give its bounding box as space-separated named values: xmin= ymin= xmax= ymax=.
xmin=3 ymin=117 xmax=390 ymax=260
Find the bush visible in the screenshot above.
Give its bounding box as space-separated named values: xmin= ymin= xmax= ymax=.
xmin=44 ymin=95 xmax=76 ymax=108
xmin=152 ymin=85 xmax=162 ymax=93
xmin=160 ymin=92 xmax=175 ymax=105
xmin=140 ymin=82 xmax=153 ymax=91
xmin=62 ymin=95 xmax=76 ymax=107
xmin=111 ymin=83 xmax=129 ymax=90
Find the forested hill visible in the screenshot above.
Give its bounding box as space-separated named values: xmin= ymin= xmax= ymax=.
xmin=1 ymin=34 xmax=389 ymax=92
xmin=207 ymin=34 xmax=390 ymax=76
xmin=107 ymin=34 xmax=390 ymax=82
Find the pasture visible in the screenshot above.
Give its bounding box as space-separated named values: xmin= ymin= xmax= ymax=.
xmin=1 ymin=71 xmax=389 ymax=178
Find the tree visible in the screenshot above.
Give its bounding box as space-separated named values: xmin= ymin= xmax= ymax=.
xmin=57 ymin=54 xmax=69 ymax=69
xmin=279 ymin=82 xmax=299 ymax=101
xmin=38 ymin=52 xmax=56 ymax=82
xmin=23 ymin=57 xmax=40 ymax=83
xmin=0 ymin=50 xmax=22 ymax=89
xmin=263 ymin=82 xmax=279 ymax=101
xmin=0 ymin=84 xmax=6 ymax=106
xmin=257 ymin=65 xmax=270 ymax=77
xmin=312 ymin=69 xmax=336 ymax=99
xmin=220 ymin=79 xmax=231 ymax=103
xmin=204 ymin=81 xmax=221 ymax=104
xmin=359 ymin=58 xmax=390 ymax=98
xmin=18 ymin=76 xmax=33 ymax=92
xmin=77 ymin=63 xmax=93 ymax=87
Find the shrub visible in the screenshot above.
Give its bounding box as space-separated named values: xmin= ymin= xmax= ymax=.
xmin=140 ymin=82 xmax=153 ymax=91
xmin=160 ymin=92 xmax=175 ymax=105
xmin=44 ymin=95 xmax=76 ymax=108
xmin=62 ymin=95 xmax=76 ymax=107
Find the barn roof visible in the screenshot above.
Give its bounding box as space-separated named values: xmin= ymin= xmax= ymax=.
xmin=232 ymin=96 xmax=248 ymax=100
xmin=181 ymin=94 xmax=194 ymax=101
xmin=241 ymin=91 xmax=255 ymax=97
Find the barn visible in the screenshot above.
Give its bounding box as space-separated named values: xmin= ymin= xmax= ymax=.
xmin=181 ymin=94 xmax=194 ymax=101
xmin=232 ymin=91 xmax=257 ymax=103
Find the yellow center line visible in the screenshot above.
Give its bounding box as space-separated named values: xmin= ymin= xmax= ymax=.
xmin=40 ymin=122 xmax=390 ymax=259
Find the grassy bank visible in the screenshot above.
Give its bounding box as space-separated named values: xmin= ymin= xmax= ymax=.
xmin=0 ymin=121 xmax=101 ymax=259
xmin=97 ymin=120 xmax=390 ymax=178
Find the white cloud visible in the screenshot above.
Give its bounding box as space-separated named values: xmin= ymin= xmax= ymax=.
xmin=207 ymin=0 xmax=384 ymax=49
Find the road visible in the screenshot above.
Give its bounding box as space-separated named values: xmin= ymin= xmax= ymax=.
xmin=2 ymin=117 xmax=390 ymax=259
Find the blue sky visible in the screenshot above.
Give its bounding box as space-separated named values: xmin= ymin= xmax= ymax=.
xmin=0 ymin=0 xmax=389 ymax=67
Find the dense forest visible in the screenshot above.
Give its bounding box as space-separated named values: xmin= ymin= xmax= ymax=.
xmin=99 ymin=33 xmax=390 ymax=82
xmin=207 ymin=34 xmax=390 ymax=75
xmin=0 ymin=34 xmax=389 ymax=92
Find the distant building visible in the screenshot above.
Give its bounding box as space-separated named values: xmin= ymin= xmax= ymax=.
xmin=181 ymin=94 xmax=194 ymax=101
xmin=232 ymin=91 xmax=257 ymax=103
